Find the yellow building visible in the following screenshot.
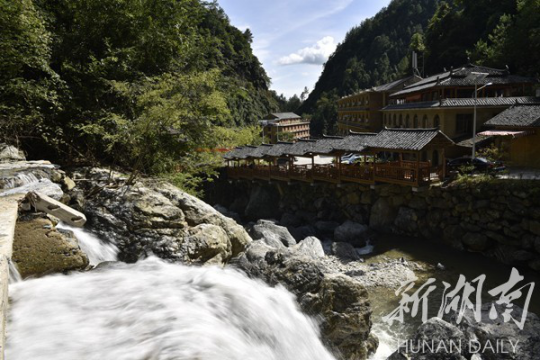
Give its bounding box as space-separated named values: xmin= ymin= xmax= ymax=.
xmin=260 ymin=113 xmax=311 ymax=144
xmin=337 ymin=76 xmax=421 ymax=134
xmin=482 ymin=103 xmax=540 ymax=168
xmin=381 ymin=63 xmax=538 ymax=162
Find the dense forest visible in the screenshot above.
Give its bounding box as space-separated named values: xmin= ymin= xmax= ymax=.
xmin=0 ymin=0 xmax=276 ymax=193
xmin=301 ymin=0 xmax=540 ymax=135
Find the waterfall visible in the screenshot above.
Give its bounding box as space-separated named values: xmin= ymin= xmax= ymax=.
xmin=2 ymin=172 xmax=40 ymax=189
xmin=7 ymin=258 xmax=336 ymax=360
xmin=8 ymin=260 xmax=22 ymax=284
xmin=56 ymin=223 xmax=119 ymax=266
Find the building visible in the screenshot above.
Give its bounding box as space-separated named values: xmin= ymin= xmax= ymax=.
xmin=481 ymin=101 xmax=540 ymax=168
xmin=336 ymin=76 xmax=421 ymax=134
xmin=260 ymin=113 xmax=310 ymax=144
xmin=380 ymin=63 xmax=538 ymax=160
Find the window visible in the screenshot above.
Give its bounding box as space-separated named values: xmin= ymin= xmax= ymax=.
xmin=455 ymin=114 xmax=473 ymax=135
xmin=393 ymin=114 xmax=397 ymax=127
xmin=399 ymin=114 xmax=403 ymax=127
xmin=434 ymin=115 xmax=440 ymax=128
xmin=413 ymin=115 xmax=418 ymax=128
xmin=405 ymin=115 xmax=410 ymax=128
xmin=422 ymin=115 xmax=428 ymax=128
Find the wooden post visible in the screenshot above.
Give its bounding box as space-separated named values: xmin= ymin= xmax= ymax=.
xmin=442 ymin=148 xmax=447 ymax=180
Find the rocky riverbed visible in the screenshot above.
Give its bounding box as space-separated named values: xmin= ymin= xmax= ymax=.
xmin=3 ymin=143 xmax=540 ymax=360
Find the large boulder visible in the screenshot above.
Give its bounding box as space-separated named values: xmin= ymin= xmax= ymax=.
xmin=0 ymin=144 xmax=25 ymax=162
xmin=332 ymin=242 xmax=361 ymax=261
xmin=69 ymin=168 xmax=251 ymax=265
xmin=388 ymin=303 xmax=540 ymax=360
xmin=334 ymin=220 xmax=369 ymax=246
xmin=13 ymin=215 xmax=89 ymax=278
xmin=388 ymin=318 xmax=469 ymax=360
xmin=370 ymin=198 xmax=396 ymax=230
xmin=244 ymin=183 xmax=280 ymax=220
xmin=234 ymin=242 xmax=374 ymax=360
xmin=292 ymin=236 xmax=325 ymax=260
xmin=250 ymin=219 xmax=296 ymax=247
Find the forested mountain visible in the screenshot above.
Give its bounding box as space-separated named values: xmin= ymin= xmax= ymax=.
xmin=0 ymin=0 xmax=276 ymax=193
xmin=299 ymin=0 xmax=441 ymax=124
xmin=428 ymin=0 xmax=540 ymax=78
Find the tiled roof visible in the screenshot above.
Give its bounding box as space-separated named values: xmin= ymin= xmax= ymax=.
xmin=382 ymin=97 xmax=540 ymax=111
xmin=372 ymin=76 xmax=420 ymax=93
xmin=223 ymin=130 xmax=454 ymax=159
xmin=246 ymin=144 xmax=275 ymax=159
xmin=332 ymin=133 xmax=377 ymax=152
xmin=223 ymin=146 xmax=256 ymax=160
xmin=265 ymin=142 xmax=295 ymax=157
xmin=287 ymin=140 xmax=318 ymax=156
xmin=485 ymin=104 xmax=540 ymax=128
xmin=391 ymin=64 xmax=537 ymax=98
xmin=264 ymin=112 xmax=301 ymax=120
xmin=370 ymin=128 xmax=454 ymax=151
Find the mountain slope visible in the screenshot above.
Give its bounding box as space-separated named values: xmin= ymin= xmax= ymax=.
xmin=300 ymin=0 xmax=440 ymax=117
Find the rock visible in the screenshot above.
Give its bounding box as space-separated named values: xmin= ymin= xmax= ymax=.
xmin=13 ymin=215 xmax=89 ymax=278
xmin=529 ymin=221 xmax=540 ymax=236
xmin=370 ymin=198 xmax=396 ymax=230
xmin=394 ymin=207 xmax=419 ymax=233
xmin=279 ymin=212 xmax=301 ymax=227
xmin=183 ymin=224 xmax=231 ymax=264
xmin=0 ymin=144 xmax=25 ymax=162
xmin=250 ymin=219 xmax=296 ymax=247
xmin=462 ymin=233 xmax=491 ymax=252
xmin=63 ymin=176 xmax=76 ymax=191
xmin=334 ymin=220 xmax=369 ymax=246
xmin=244 ymin=183 xmax=280 ymax=220
xmin=291 ymin=236 xmax=325 ymax=260
xmin=70 ymin=168 xmax=251 ymax=265
xmin=332 ymin=242 xmax=361 ymax=261
xmin=314 ymin=220 xmax=340 ymax=235
xmin=233 ymin=244 xmax=373 ymax=360
xmin=453 ymin=303 xmax=540 ymax=360
xmin=289 ymin=225 xmax=317 ymax=241
xmin=388 ymin=318 xmax=469 ymax=360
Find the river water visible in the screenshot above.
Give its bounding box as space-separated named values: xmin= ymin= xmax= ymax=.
xmin=7 ymin=241 xmax=335 ymax=360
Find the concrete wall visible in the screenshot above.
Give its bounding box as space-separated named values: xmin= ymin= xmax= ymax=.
xmin=0 ymin=196 xmax=19 ymax=359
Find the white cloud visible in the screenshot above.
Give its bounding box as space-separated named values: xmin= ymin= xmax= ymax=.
xmin=278 ymin=36 xmax=337 ymax=66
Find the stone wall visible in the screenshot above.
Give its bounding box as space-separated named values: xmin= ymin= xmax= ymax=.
xmin=208 ymin=177 xmax=540 ymax=272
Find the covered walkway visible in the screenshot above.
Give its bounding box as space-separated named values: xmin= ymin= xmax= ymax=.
xmin=224 ymin=128 xmax=454 ymax=187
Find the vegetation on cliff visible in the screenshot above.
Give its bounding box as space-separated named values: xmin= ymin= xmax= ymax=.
xmin=0 ymin=0 xmax=271 ymax=192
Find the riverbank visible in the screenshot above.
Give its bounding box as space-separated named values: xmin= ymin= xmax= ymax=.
xmin=207 ymin=176 xmax=540 ymax=272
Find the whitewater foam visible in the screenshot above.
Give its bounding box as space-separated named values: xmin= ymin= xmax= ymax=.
xmin=7 ymin=258 xmax=336 ymax=360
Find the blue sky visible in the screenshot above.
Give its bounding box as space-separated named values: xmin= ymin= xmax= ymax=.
xmin=217 ymin=0 xmax=392 ymax=98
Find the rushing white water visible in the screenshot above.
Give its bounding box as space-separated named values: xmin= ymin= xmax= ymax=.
xmin=7 ymin=257 xmax=336 ymax=360
xmin=8 ymin=260 xmax=22 ymax=284
xmin=2 ymin=172 xmax=40 ymax=189
xmin=56 ymin=223 xmax=119 ymax=266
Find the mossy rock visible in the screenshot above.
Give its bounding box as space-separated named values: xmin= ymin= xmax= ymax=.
xmin=13 ymin=215 xmax=89 ymax=278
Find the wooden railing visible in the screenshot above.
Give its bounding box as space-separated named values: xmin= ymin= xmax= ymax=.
xmin=289 ymin=164 xmax=312 ymax=182
xmin=228 ymin=161 xmax=442 ymax=187
xmin=340 ymin=164 xmax=374 ymax=183
xmin=312 ymin=164 xmax=340 ymax=182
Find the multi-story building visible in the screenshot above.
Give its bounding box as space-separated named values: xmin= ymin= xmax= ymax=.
xmin=260 ymin=112 xmax=311 ymax=144
xmin=380 ymin=63 xmax=538 ymax=161
xmin=336 ymin=76 xmax=421 ymax=134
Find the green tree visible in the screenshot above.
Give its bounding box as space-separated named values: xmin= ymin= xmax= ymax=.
xmin=0 ymin=0 xmax=60 ymax=145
